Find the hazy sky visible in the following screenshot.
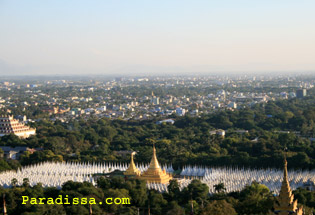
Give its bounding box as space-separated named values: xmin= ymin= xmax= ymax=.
xmin=1 ymin=0 xmax=315 ymax=75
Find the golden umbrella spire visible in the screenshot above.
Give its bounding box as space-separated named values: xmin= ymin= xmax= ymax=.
xmin=124 ymin=152 xmax=141 ymax=177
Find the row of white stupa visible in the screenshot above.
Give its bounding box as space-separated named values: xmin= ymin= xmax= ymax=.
xmin=0 ymin=161 xmax=314 ymax=195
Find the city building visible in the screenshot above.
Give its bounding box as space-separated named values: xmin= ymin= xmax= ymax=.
xmin=152 ymin=97 xmax=160 ymax=105
xmin=0 ymin=146 xmax=37 ymax=160
xmin=296 ymin=89 xmax=307 ymax=98
xmin=0 ymin=115 xmax=36 ymax=138
xmin=209 ymin=129 xmax=225 ymax=138
xmin=42 ymin=107 xmax=59 ymax=114
xmin=156 ymin=119 xmax=175 ymax=125
xmin=227 ymin=102 xmax=237 ymax=109
xmin=176 ymin=107 xmax=186 ymax=116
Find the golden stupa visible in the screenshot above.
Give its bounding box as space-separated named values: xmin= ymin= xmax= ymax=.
xmin=139 ymin=145 xmax=173 ymax=184
xmin=270 ymin=158 xmax=303 ymax=215
xmin=124 ymin=152 xmax=141 ymax=177
xmin=124 ymin=145 xmax=172 ymax=184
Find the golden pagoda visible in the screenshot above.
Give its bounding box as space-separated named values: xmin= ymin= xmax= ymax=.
xmin=124 ymin=152 xmax=141 ymax=177
xmin=138 ymin=145 xmax=172 ymax=184
xmin=271 ymin=158 xmax=303 ymax=215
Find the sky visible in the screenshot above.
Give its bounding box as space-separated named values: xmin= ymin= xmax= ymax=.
xmin=0 ymin=0 xmax=315 ymax=76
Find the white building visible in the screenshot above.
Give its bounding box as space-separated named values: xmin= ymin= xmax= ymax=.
xmin=0 ymin=115 xmax=36 ymax=138
xmin=176 ymin=107 xmax=186 ymax=116
xmin=96 ymin=106 xmax=107 ymax=112
xmin=152 ymin=97 xmax=160 ymax=105
xmin=227 ymin=102 xmax=237 ymax=109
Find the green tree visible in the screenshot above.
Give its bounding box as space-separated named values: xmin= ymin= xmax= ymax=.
xmin=22 ymin=178 xmax=30 ymax=187
xmin=214 ymin=182 xmax=226 ymax=193
xmin=235 ymin=182 xmax=274 ymax=215
xmin=11 ymin=178 xmax=18 ymax=187
xmin=184 ymin=180 xmax=209 ymax=204
xmin=201 ymin=200 xmax=237 ymax=215
xmin=166 ymin=201 xmax=185 ymax=215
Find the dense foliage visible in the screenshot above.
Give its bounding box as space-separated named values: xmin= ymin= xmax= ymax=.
xmin=2 ymin=178 xmax=315 ymax=214
xmin=0 ymin=178 xmax=291 ymax=215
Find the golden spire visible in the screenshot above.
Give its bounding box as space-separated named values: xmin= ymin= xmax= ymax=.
xmin=148 ymin=144 xmax=161 ymax=171
xmin=124 ymin=152 xmax=141 ymax=177
xmin=272 ymin=157 xmax=303 ymax=215
xmin=278 ymin=158 xmax=294 ymax=205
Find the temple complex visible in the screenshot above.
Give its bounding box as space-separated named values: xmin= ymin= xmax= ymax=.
xmin=124 ymin=145 xmax=173 ymax=184
xmin=0 ymin=115 xmax=36 ymax=139
xmin=271 ymin=158 xmax=303 ymax=215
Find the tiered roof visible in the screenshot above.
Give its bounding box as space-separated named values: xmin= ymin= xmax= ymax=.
xmin=271 ymin=159 xmax=303 ymax=215
xmin=0 ymin=115 xmax=36 ymax=138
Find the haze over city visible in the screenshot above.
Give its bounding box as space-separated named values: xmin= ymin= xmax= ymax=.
xmin=2 ymin=1 xmax=315 ymax=214
xmin=1 ymin=0 xmax=315 ymax=76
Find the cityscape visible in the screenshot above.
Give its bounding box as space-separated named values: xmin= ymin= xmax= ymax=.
xmin=0 ymin=75 xmax=315 ymax=214
xmin=0 ymin=75 xmax=312 ymax=122
xmin=1 ymin=0 xmax=315 ymax=214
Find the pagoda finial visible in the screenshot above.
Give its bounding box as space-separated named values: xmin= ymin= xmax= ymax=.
xmin=283 ymin=147 xmax=289 ymax=183
xmin=149 ymin=143 xmax=160 ymax=169
xmin=3 ymin=194 xmax=7 ymax=215
xmin=131 ymin=152 xmax=135 ymax=164
xmin=283 ymin=156 xmax=288 ymax=181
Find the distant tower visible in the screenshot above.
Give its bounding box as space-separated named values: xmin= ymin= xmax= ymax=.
xmin=270 ymin=158 xmax=303 ymax=215
xmin=296 ymin=89 xmax=307 ymax=98
xmin=152 ymin=97 xmax=160 ymax=105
